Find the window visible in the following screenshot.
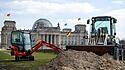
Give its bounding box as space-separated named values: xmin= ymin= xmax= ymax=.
xmin=24 ymin=34 xmax=31 ymax=50
xmin=11 ymin=32 xmax=23 ymax=44
xmin=94 ymin=21 xmax=110 ymax=34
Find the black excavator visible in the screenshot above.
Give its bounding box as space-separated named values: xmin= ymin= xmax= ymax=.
xmin=66 ymin=16 xmax=124 ymax=60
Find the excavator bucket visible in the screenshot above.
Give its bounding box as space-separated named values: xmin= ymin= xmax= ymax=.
xmin=66 ymin=45 xmax=114 ymax=56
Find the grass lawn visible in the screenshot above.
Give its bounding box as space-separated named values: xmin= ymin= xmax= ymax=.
xmin=0 ymin=50 xmax=57 ymax=70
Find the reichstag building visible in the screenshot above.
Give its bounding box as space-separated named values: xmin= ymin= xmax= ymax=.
xmin=1 ymin=18 xmax=88 ymax=49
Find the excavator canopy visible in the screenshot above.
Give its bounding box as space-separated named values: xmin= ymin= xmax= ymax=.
xmin=11 ymin=31 xmax=32 ymax=52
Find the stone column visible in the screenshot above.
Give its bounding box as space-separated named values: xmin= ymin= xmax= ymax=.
xmin=70 ymin=36 xmax=72 ymax=45
xmin=78 ymin=34 xmax=80 ymax=45
xmin=52 ymin=35 xmax=54 ymax=44
xmin=76 ymin=36 xmax=78 ymax=45
xmin=73 ymin=36 xmax=75 ymax=45
xmin=74 ymin=36 xmax=76 ymax=45
xmin=66 ymin=36 xmax=68 ymax=45
xmin=58 ymin=34 xmax=61 ymax=45
xmin=51 ymin=34 xmax=52 ymax=44
xmin=54 ymin=35 xmax=56 ymax=45
xmin=43 ymin=34 xmax=45 ymax=41
xmin=58 ymin=34 xmax=61 ymax=48
xmin=48 ymin=34 xmax=51 ymax=44
xmin=56 ymin=35 xmax=59 ymax=45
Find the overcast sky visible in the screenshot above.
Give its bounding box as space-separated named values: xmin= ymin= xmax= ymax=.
xmin=0 ymin=0 xmax=125 ymax=39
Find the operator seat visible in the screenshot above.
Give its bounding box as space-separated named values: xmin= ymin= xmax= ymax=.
xmin=15 ymin=38 xmax=24 ymax=52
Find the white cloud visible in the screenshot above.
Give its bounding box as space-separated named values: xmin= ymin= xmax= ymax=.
xmin=0 ymin=0 xmax=99 ymax=31
xmin=5 ymin=1 xmax=99 ymax=15
xmin=112 ymin=0 xmax=125 ymax=4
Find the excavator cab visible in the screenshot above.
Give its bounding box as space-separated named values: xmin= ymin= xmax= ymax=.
xmin=10 ymin=31 xmax=35 ymax=61
xmin=11 ymin=31 xmax=32 ymax=52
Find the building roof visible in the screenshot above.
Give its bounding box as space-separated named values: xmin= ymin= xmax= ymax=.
xmin=32 ymin=18 xmax=53 ymax=30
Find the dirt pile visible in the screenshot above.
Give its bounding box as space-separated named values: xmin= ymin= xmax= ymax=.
xmin=41 ymin=50 xmax=125 ymax=70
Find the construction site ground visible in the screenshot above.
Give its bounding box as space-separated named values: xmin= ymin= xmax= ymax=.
xmin=0 ymin=50 xmax=56 ymax=70
xmin=1 ymin=50 xmax=125 ymax=70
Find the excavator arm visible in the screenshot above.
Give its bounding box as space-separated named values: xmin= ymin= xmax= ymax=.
xmin=30 ymin=40 xmax=62 ymax=54
xmin=10 ymin=39 xmax=62 ymax=56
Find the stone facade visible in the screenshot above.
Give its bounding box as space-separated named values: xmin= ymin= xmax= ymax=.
xmin=30 ymin=19 xmax=88 ymax=49
xmin=1 ymin=18 xmax=88 ymax=49
xmin=1 ymin=20 xmax=16 ymax=49
xmin=60 ymin=25 xmax=88 ymax=49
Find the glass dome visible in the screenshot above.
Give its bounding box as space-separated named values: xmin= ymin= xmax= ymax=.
xmin=32 ymin=18 xmax=53 ymax=30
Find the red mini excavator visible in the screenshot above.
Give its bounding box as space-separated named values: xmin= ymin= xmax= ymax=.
xmin=10 ymin=31 xmax=62 ymax=61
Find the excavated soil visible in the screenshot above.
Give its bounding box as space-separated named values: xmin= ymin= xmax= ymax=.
xmin=40 ymin=50 xmax=125 ymax=70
